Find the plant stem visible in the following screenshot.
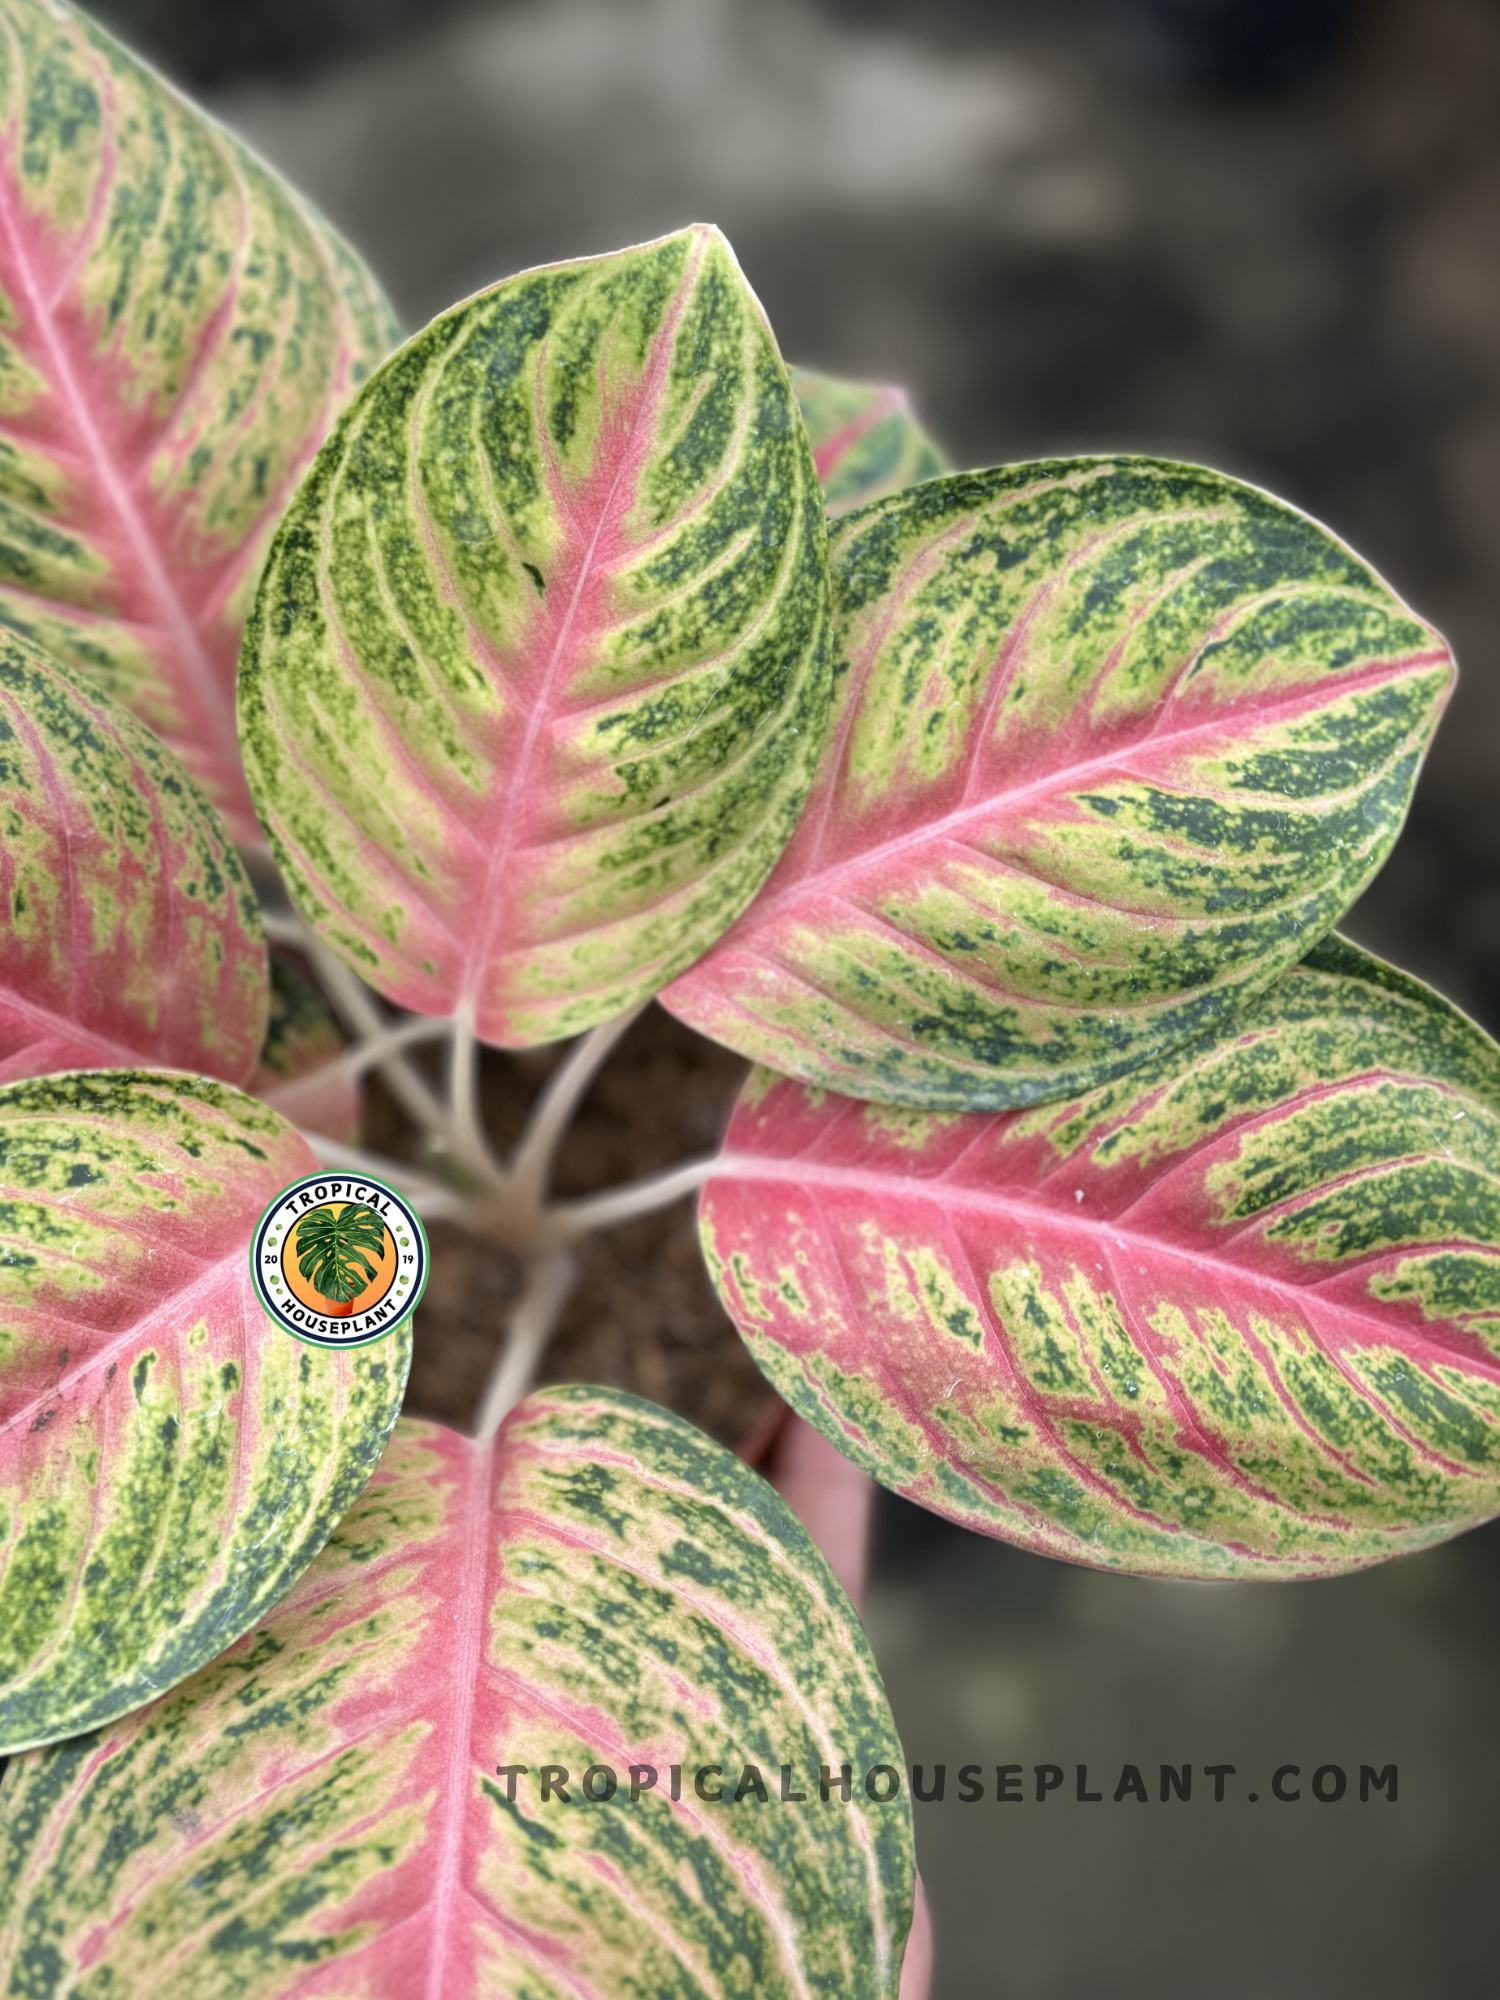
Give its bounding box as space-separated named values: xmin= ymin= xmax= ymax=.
xmin=303 ymin=936 xmax=450 ymax=1139
xmin=302 ymin=1133 xmax=466 ymax=1218
xmin=259 ymin=910 xmax=307 ymax=949
xmin=282 ymin=1015 xmax=452 ymax=1106
xmin=276 ymin=943 xmax=712 ymax=1416
xmin=551 ymin=1154 xmax=716 ymax=1237
xmin=507 ymin=1003 xmax=646 ymax=1209
xmin=448 ymin=1005 xmax=507 ymax=1191
xmin=473 ymin=1248 xmax=577 ymax=1443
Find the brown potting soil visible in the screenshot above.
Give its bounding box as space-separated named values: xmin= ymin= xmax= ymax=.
xmin=360 ymin=1004 xmax=774 ymax=1451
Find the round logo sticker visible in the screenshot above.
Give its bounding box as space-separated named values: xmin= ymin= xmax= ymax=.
xmin=251 ymin=1173 xmax=428 ymax=1348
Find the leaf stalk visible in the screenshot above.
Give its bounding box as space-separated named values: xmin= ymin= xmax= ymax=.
xmin=288 ymin=978 xmax=711 ymax=1414
xmin=473 ymin=1249 xmax=578 ymax=1442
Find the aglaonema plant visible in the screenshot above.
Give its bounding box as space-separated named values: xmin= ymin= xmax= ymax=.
xmin=0 ymin=0 xmax=1492 ymax=1991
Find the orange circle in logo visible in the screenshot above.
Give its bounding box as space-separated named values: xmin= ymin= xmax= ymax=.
xmin=283 ymin=1202 xmax=399 ymax=1319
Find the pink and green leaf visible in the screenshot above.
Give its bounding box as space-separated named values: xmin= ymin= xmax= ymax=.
xmin=0 ymin=1070 xmax=410 ymax=1754
xmin=701 ymin=938 xmax=1500 ymax=1580
xmin=0 ymin=632 xmax=267 ymax=1086
xmin=664 ymin=458 xmax=1455 ymax=1110
xmin=239 ymin=225 xmax=832 ymax=1047
xmin=791 ymin=366 xmax=948 ymax=515
xmin=0 ymin=1388 xmax=914 ymax=1996
xmin=792 ymin=364 xmax=944 ymax=516
xmin=0 ymin=0 xmax=401 ymax=844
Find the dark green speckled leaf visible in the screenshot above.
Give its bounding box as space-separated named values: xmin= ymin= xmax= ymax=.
xmin=0 ymin=1070 xmax=410 ymax=1754
xmin=0 ymin=630 xmax=267 ymax=1086
xmin=0 ymin=1389 xmax=914 ymax=1997
xmin=666 ymin=457 xmax=1456 ymax=1110
xmin=0 ymin=0 xmax=400 ymax=842
xmin=240 ymin=225 xmax=831 ymax=1048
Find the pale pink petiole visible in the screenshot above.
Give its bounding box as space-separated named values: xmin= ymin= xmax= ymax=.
xmin=473 ymin=1249 xmax=578 ymax=1443
xmin=506 ymin=1003 xmax=647 ymax=1209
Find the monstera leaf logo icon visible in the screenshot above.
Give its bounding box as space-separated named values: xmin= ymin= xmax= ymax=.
xmin=294 ymin=1202 xmax=389 ymax=1315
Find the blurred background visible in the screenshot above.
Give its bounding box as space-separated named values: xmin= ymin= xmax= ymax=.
xmin=88 ymin=0 xmax=1500 ymax=1992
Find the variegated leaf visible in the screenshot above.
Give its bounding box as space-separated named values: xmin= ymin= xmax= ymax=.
xmin=249 ymin=952 xmax=358 ymax=1142
xmin=0 ymin=0 xmax=400 ymax=844
xmin=0 ymin=631 xmax=267 ymax=1086
xmin=701 ymin=938 xmax=1500 ymax=1580
xmin=791 ymin=365 xmax=948 ymax=515
xmin=0 ymin=1070 xmax=410 ymax=1754
xmin=664 ymin=459 xmax=1454 ymax=1110
xmin=0 ymin=1389 xmax=914 ymax=1997
xmin=239 ymin=225 xmax=832 ymax=1047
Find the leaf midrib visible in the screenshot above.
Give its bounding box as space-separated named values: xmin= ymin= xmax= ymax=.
xmin=420 ymin=1438 xmax=493 ymax=2000
xmin=0 ymin=82 xmax=245 ymax=798
xmin=713 ymin=1134 xmax=1500 ymax=1383
xmin=724 ymin=647 xmax=1446 ymax=946
xmin=449 ymin=233 xmax=712 ymax=1016
xmin=0 ymin=1233 xmax=255 ymax=1441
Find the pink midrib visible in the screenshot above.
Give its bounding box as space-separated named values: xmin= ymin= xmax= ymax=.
xmin=709 ymin=1142 xmax=1500 ymax=1385
xmin=0 ymin=155 xmax=246 ymax=802
xmin=0 ymin=985 xmax=188 ymax=1076
xmin=456 ymin=232 xmax=710 ymax=1021
xmin=420 ymin=1438 xmax=494 ymax=2000
xmin=694 ymin=646 xmax=1450 ymax=956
